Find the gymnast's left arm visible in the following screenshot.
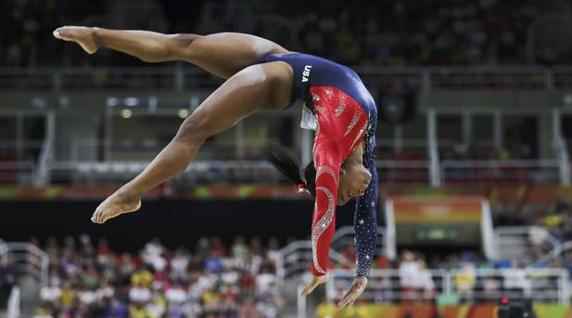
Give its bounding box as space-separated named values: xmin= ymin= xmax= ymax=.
xmin=337 ymin=148 xmax=379 ymax=308
xmin=354 ymin=157 xmax=378 ymax=277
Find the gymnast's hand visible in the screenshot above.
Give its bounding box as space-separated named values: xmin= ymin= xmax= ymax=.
xmin=337 ymin=275 xmax=368 ymax=309
xmin=300 ymin=272 xmax=329 ymax=297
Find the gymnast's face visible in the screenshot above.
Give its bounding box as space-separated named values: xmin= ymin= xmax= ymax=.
xmin=337 ymin=162 xmax=372 ymax=206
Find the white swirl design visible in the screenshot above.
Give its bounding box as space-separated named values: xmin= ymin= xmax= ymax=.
xmin=311 ymin=185 xmax=335 ymax=274
xmin=316 ymin=165 xmax=337 ymax=181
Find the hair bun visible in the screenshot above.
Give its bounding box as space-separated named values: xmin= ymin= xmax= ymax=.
xmin=297 ymin=183 xmax=310 ymax=195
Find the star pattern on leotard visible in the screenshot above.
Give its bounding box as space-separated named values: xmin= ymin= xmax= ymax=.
xmin=353 ymin=105 xmax=378 ymax=278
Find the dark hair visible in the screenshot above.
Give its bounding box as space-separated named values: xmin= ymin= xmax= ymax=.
xmin=266 ymin=145 xmax=316 ymax=196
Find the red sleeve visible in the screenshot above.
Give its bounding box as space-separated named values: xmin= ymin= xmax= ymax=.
xmin=310 ymin=127 xmax=343 ymax=277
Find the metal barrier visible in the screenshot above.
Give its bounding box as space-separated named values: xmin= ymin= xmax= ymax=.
xmin=0 ymin=161 xmax=36 ymax=185
xmin=6 ymin=287 xmax=20 ymax=318
xmin=326 ymin=269 xmax=448 ymax=303
xmin=324 ymin=268 xmax=569 ymax=305
xmin=330 ymin=226 xmax=394 ymax=263
xmin=0 ymin=242 xmax=48 ymax=313
xmin=0 ymin=240 xmax=7 ymax=262
xmin=2 ymin=66 xmax=572 ymax=91
xmin=556 ymin=136 xmax=571 ymax=186
xmin=330 ymin=226 xmax=386 ymax=253
xmin=441 ymin=160 xmax=562 ymax=184
xmin=447 ymin=268 xmax=569 ymax=305
xmin=276 ymin=226 xmax=389 ymax=282
xmin=69 ymin=138 xmax=273 ymax=162
xmin=34 ymin=112 xmax=55 ymax=187
xmin=376 ymin=160 xmax=430 ymax=185
xmin=43 ymin=159 xmax=427 ymax=186
xmin=0 ymin=140 xmax=45 ymax=186
xmin=494 ymin=226 xmax=560 ymax=262
xmin=1 ymin=157 xmax=569 ymax=186
xmin=49 ymin=160 xmax=281 ymax=185
xmin=277 ymin=240 xmax=354 ymax=282
xmin=535 ymin=241 xmax=572 ymax=267
xmin=0 ymin=243 xmax=49 ymax=288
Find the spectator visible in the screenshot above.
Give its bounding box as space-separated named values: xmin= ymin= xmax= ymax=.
xmin=2 ymin=0 xmax=568 ymax=67
xmin=503 ymin=263 xmax=532 ymax=298
xmin=414 ymin=260 xmax=435 ymax=301
xmin=398 ymin=250 xmax=420 ymax=301
xmin=454 ymin=261 xmax=476 ymax=302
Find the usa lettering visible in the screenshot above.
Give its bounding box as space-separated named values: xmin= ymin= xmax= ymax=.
xmin=302 ymin=65 xmax=312 ymax=82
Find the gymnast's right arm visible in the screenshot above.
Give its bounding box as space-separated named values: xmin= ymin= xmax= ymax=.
xmin=300 ymin=132 xmax=343 ymax=296
xmin=309 ymin=141 xmax=342 ymax=277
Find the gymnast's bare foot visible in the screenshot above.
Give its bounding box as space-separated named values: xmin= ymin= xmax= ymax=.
xmin=53 ymin=26 xmax=99 ymax=54
xmin=91 ymin=190 xmax=141 ymax=224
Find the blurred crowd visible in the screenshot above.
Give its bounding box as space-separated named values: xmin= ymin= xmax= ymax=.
xmin=285 ymin=0 xmax=570 ymax=66
xmin=33 ymin=235 xmax=284 ymax=318
xmin=2 ymin=222 xmax=572 ymax=315
xmin=1 ymin=0 xmax=571 ymax=67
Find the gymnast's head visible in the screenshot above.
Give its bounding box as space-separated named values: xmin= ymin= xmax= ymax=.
xmin=267 ymin=146 xmax=371 ymax=206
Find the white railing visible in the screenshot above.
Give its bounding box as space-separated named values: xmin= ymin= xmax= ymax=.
xmin=0 ymin=161 xmax=36 ymax=185
xmin=0 ymin=239 xmax=7 ymax=261
xmin=482 ymin=201 xmax=496 ymax=260
xmin=68 ymin=138 xmax=275 ymax=162
xmin=556 ymin=136 xmax=571 ymax=186
xmin=446 ymin=268 xmax=569 ymax=305
xmin=441 ymin=159 xmax=562 ymax=184
xmin=357 ymin=65 xmax=572 ymax=90
xmin=0 ymin=135 xmax=569 ymax=186
xmin=34 ymin=112 xmax=55 ymax=187
xmin=0 ymin=243 xmax=49 ymax=288
xmin=494 ymin=226 xmax=560 ymax=262
xmin=0 ymin=140 xmax=45 ymax=185
xmin=330 ymin=226 xmax=386 ymax=253
xmin=376 ymin=160 xmax=430 ymax=185
xmin=326 ymin=269 xmax=449 ymax=302
xmin=49 ymin=160 xmax=281 ymax=185
xmin=534 ymin=241 xmax=572 ymax=267
xmin=324 ymin=268 xmax=569 ymax=305
xmin=277 ymin=240 xmax=355 ymax=282
xmin=2 ymin=157 xmax=570 ymax=186
xmin=6 ymin=287 xmax=20 ymax=318
xmin=277 ymin=225 xmax=389 ymax=282
xmin=1 ymin=66 xmax=572 ymax=91
xmin=296 ymin=285 xmax=307 ymax=318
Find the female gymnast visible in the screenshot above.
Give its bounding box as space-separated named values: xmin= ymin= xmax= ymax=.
xmin=53 ymin=26 xmax=378 ymax=308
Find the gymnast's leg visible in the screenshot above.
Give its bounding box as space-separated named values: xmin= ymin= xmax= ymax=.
xmin=90 ymin=61 xmax=293 ymax=223
xmin=53 ymin=26 xmax=291 ymax=78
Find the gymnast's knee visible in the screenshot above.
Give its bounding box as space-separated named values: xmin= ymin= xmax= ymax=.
xmin=169 ymin=33 xmax=202 ymax=58
xmin=173 ymin=111 xmax=213 ymax=145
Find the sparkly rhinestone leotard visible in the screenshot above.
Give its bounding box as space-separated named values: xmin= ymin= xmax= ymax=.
xmin=258 ymin=53 xmax=379 ymax=278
